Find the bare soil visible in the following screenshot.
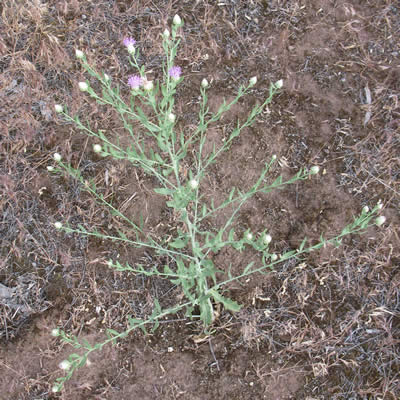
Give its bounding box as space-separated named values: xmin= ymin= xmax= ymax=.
xmin=1 ymin=0 xmax=399 ymax=399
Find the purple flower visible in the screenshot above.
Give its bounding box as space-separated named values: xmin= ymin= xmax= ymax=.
xmin=168 ymin=66 xmax=182 ymax=81
xmin=123 ymin=37 xmax=136 ymax=53
xmin=128 ymin=75 xmax=142 ymax=90
xmin=123 ymin=37 xmax=136 ymax=47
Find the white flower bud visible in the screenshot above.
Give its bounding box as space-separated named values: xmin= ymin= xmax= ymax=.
xmin=47 ymin=166 xmax=54 ymax=172
xmin=52 ymin=386 xmax=60 ymax=393
xmin=272 ymin=154 xmax=277 ymax=161
xmin=143 ymin=80 xmax=154 ymax=91
xmin=168 ymin=113 xmax=176 ymax=123
xmin=173 ymin=14 xmax=182 ymax=25
xmin=249 ymin=76 xmax=257 ymax=86
xmin=104 ymin=73 xmax=110 ymax=82
xmin=362 ymin=206 xmax=369 ymax=213
xmin=51 ymin=328 xmax=60 ymax=337
xmin=189 ymin=179 xmax=198 ymax=189
xmin=310 ymin=166 xmax=320 ymax=175
xmin=375 ymin=216 xmax=386 ymax=226
xmin=201 ymin=78 xmax=209 ymax=88
xmin=377 ymin=201 xmax=383 ymax=210
xmin=93 ymin=144 xmax=102 ymax=153
xmin=263 ymin=234 xmax=272 ymax=245
xmin=59 ymin=360 xmax=71 ymax=370
xmin=274 ymin=79 xmax=283 ymax=89
xmin=79 ymin=81 xmax=89 ymax=91
xmin=163 ymin=29 xmax=170 ymax=38
xmin=53 ymin=153 xmax=62 ymax=162
xmin=54 ymin=104 xmax=63 ymax=113
xmin=54 ymin=222 xmax=63 ymax=230
xmin=245 ymin=232 xmax=253 ymax=241
xmin=75 ymin=49 xmax=84 ymax=59
xmin=270 ymin=254 xmax=278 ymax=261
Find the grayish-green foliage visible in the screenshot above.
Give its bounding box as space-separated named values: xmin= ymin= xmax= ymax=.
xmin=50 ymin=17 xmax=384 ymax=393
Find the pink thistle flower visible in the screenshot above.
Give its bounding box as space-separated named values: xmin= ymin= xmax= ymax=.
xmin=123 ymin=37 xmax=136 ymax=53
xmin=128 ymin=75 xmax=142 ymax=90
xmin=168 ymin=66 xmax=182 ymax=81
xmin=123 ymin=37 xmax=136 ymax=47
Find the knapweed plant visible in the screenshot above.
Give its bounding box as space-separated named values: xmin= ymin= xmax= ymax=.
xmin=50 ymin=15 xmax=386 ymax=392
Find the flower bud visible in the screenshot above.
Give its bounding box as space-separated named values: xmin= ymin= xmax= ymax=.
xmin=59 ymin=360 xmax=71 ymax=370
xmin=362 ymin=206 xmax=369 ymax=214
xmin=245 ymin=232 xmax=253 ymax=241
xmin=47 ymin=166 xmax=54 ymax=172
xmin=52 ymin=386 xmax=60 ymax=393
xmin=53 ymin=153 xmax=62 ymax=162
xmin=274 ymin=79 xmax=283 ymax=89
xmin=272 ymin=154 xmax=277 ymax=161
xmin=249 ymin=76 xmax=257 ymax=86
xmin=93 ymin=144 xmax=102 ymax=153
xmin=263 ymin=234 xmax=272 ymax=245
xmin=189 ymin=179 xmax=198 ymax=189
xmin=173 ymin=14 xmax=182 ymax=25
xmin=310 ymin=166 xmax=320 ymax=175
xmin=143 ymin=80 xmax=154 ymax=91
xmin=375 ymin=216 xmax=386 ymax=226
xmin=201 ymin=78 xmax=209 ymax=88
xmin=54 ymin=222 xmax=63 ymax=230
xmin=104 ymin=74 xmax=110 ymax=82
xmin=54 ymin=104 xmax=63 ymax=113
xmin=75 ymin=49 xmax=84 ymax=59
xmin=168 ymin=113 xmax=176 ymax=123
xmin=78 ymin=81 xmax=89 ymax=92
xmin=270 ymin=253 xmax=278 ymax=261
xmin=51 ymin=328 xmax=60 ymax=337
xmin=377 ymin=201 xmax=383 ymax=210
xmin=163 ymin=29 xmax=170 ymax=38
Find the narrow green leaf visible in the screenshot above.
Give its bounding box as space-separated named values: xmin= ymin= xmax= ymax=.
xmin=209 ymin=289 xmax=242 ymax=312
xmin=199 ymin=298 xmax=213 ymax=326
xmin=151 ymin=320 xmax=159 ymax=333
xmin=81 ymin=339 xmax=91 ymax=349
xmin=272 ymin=175 xmax=283 ymax=186
xmin=163 ymin=265 xmax=174 ymax=275
xmin=228 ymin=187 xmax=235 ymax=201
xmin=107 ymin=328 xmax=120 ymax=337
xmin=77 ymin=355 xmax=88 ymax=368
xmin=279 ymin=250 xmax=297 ymax=260
xmin=298 ymin=237 xmax=307 ymax=252
xmin=128 ymin=317 xmax=142 ymax=327
xmin=227 ymin=264 xmax=233 ymax=279
xmin=153 ymin=298 xmax=161 ymax=314
xmin=154 ymin=187 xmax=173 ymax=196
xmin=169 ymin=238 xmax=187 ymax=249
xmin=243 ymin=261 xmax=255 ymax=275
xmin=68 ymin=353 xmax=82 ymax=361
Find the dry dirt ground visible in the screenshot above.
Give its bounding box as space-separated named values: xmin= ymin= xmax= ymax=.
xmin=1 ymin=0 xmax=399 ymax=399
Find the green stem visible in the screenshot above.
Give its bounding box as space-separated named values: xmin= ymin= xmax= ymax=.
xmin=63 ymin=226 xmax=196 ymax=262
